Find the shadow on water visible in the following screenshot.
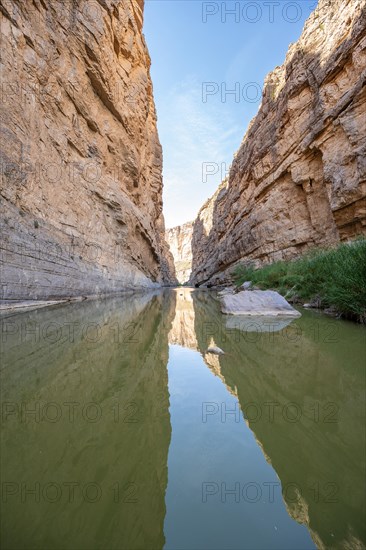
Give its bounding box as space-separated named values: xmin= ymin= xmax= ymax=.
xmin=1 ymin=288 xmax=365 ymax=549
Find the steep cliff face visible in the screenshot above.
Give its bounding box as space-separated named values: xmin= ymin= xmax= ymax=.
xmin=190 ymin=0 xmax=366 ymax=286
xmin=0 ymin=0 xmax=176 ymax=300
xmin=166 ymin=222 xmax=193 ymax=284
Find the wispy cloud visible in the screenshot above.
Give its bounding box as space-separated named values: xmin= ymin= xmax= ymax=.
xmin=157 ymin=77 xmax=244 ymax=228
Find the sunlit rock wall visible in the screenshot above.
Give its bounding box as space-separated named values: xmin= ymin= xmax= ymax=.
xmin=166 ymin=222 xmax=194 ymax=284
xmin=0 ymin=0 xmax=176 ymax=300
xmin=190 ymin=0 xmax=366 ymax=286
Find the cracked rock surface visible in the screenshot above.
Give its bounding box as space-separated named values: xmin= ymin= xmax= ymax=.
xmin=189 ymin=0 xmax=366 ymax=286
xmin=0 ymin=0 xmax=176 ymax=300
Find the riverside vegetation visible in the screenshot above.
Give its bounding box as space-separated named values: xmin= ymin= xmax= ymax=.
xmin=232 ymin=239 xmax=366 ymax=324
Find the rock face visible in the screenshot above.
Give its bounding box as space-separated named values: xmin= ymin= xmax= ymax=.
xmin=0 ymin=0 xmax=176 ymax=300
xmin=190 ymin=0 xmax=366 ymax=286
xmin=166 ymin=222 xmax=193 ymax=284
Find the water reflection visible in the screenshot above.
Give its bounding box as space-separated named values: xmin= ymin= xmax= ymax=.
xmin=192 ymin=290 xmax=366 ymax=549
xmin=165 ymin=290 xmax=315 ymax=550
xmin=1 ymin=289 xmax=365 ymax=549
xmin=1 ymin=292 xmax=175 ymax=550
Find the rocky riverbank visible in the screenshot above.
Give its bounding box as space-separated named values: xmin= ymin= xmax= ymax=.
xmin=230 ymin=239 xmax=366 ymax=323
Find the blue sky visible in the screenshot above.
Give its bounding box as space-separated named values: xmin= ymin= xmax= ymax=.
xmin=144 ymin=1 xmax=318 ymax=228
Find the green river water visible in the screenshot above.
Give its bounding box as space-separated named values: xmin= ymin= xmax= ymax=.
xmin=1 ymin=289 xmax=365 ymax=549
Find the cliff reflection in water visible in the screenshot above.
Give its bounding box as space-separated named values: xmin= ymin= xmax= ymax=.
xmin=1 ymin=289 xmax=365 ymax=550
xmin=1 ymin=292 xmax=176 ymax=550
xmin=190 ymin=290 xmax=366 ymax=549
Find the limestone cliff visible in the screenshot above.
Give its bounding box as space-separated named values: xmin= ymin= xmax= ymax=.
xmin=166 ymin=222 xmax=193 ymax=284
xmin=0 ymin=0 xmax=176 ymax=300
xmin=190 ymin=0 xmax=366 ymax=286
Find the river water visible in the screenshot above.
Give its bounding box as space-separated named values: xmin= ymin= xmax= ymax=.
xmin=1 ymin=289 xmax=365 ymax=549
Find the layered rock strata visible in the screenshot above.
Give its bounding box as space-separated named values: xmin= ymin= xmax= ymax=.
xmin=166 ymin=222 xmax=193 ymax=284
xmin=190 ymin=0 xmax=366 ymax=286
xmin=0 ymin=0 xmax=176 ymax=300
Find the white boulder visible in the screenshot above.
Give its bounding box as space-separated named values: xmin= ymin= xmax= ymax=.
xmin=221 ymin=290 xmax=301 ymax=317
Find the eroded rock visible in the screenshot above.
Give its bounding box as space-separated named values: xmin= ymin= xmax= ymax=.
xmin=0 ymin=0 xmax=176 ymax=300
xmin=189 ymin=0 xmax=366 ymax=286
xmin=166 ymin=222 xmax=194 ymax=284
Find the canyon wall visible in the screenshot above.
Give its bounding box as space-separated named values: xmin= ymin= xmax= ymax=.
xmin=166 ymin=222 xmax=193 ymax=284
xmin=190 ymin=0 xmax=366 ymax=286
xmin=0 ymin=0 xmax=176 ymax=300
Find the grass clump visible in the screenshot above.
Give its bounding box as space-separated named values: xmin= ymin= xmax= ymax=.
xmin=232 ymin=239 xmax=366 ymax=323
